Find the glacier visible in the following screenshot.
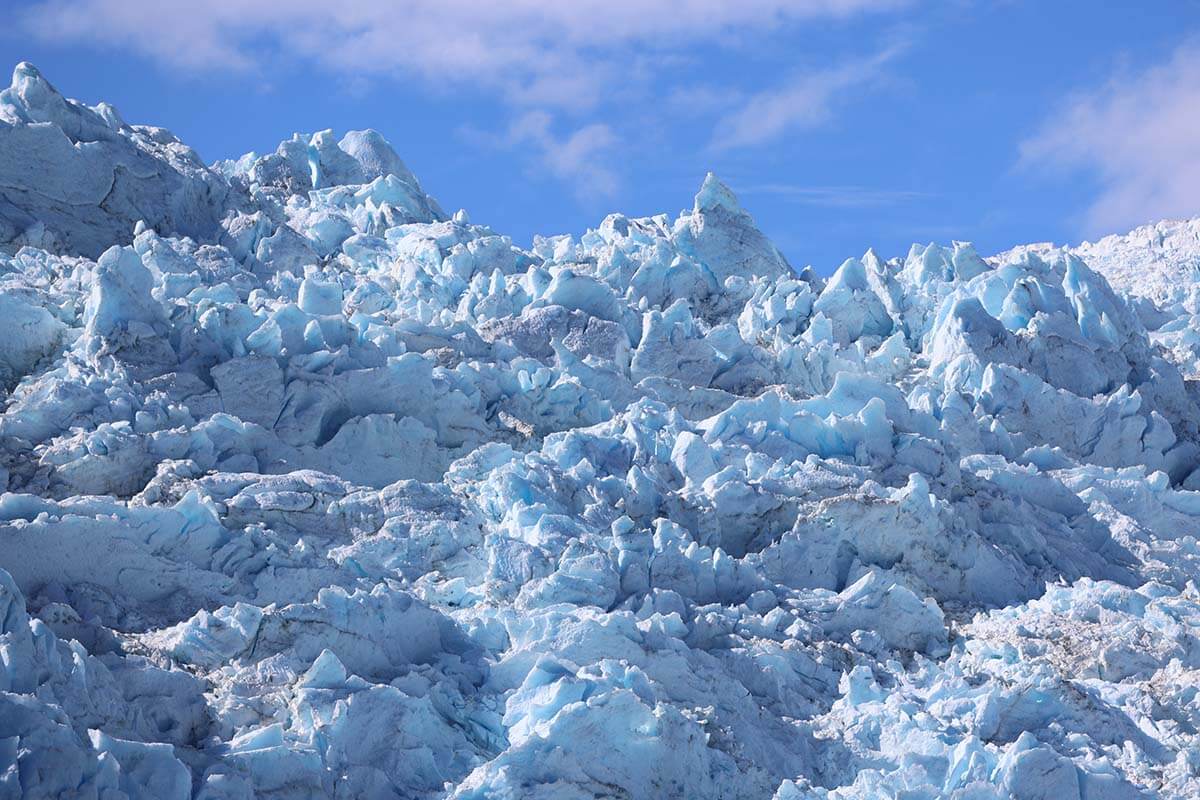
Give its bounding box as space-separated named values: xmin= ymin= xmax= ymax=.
xmin=1 ymin=61 xmax=1200 ymax=799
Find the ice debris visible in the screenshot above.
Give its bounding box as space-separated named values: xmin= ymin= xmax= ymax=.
xmin=1 ymin=63 xmax=1200 ymax=798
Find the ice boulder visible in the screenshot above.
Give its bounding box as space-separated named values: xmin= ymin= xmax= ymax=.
xmin=0 ymin=291 xmax=64 ymax=388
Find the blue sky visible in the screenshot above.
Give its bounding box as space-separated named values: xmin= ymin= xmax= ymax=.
xmin=3 ymin=1 xmax=1198 ymax=273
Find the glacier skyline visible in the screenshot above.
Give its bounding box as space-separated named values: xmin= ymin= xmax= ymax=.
xmin=3 ymin=2 xmax=1198 ymax=271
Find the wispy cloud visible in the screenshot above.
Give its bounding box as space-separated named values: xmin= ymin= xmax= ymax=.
xmin=506 ymin=112 xmax=621 ymax=200
xmin=710 ymin=42 xmax=906 ymax=150
xmin=664 ymin=85 xmax=748 ymax=117
xmin=459 ymin=112 xmax=621 ymax=201
xmin=19 ymin=0 xmax=912 ymax=196
xmin=1020 ymin=40 xmax=1200 ymax=236
xmin=20 ymin=0 xmax=907 ymax=108
xmin=737 ymin=183 xmax=926 ymax=207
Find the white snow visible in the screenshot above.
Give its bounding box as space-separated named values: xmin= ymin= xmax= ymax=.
xmin=1 ymin=62 xmax=1200 ymax=799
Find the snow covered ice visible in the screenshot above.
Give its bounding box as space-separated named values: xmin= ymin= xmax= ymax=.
xmin=2 ymin=61 xmax=1200 ymax=798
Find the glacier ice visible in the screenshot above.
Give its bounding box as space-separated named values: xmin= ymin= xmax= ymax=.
xmin=1 ymin=61 xmax=1200 ymax=798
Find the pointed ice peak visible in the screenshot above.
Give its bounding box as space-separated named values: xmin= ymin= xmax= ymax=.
xmin=827 ymin=256 xmax=871 ymax=292
xmin=4 ymin=61 xmax=67 ymax=121
xmin=93 ymin=101 xmax=127 ymax=131
xmin=10 ymin=61 xmax=57 ymax=97
xmin=862 ymin=247 xmax=886 ymax=272
xmin=673 ymin=171 xmax=791 ymax=283
xmin=693 ymin=172 xmax=742 ymax=215
xmin=339 ymin=129 xmax=418 ymax=186
xmin=12 ymin=61 xmax=45 ymax=84
xmin=299 ymin=648 xmax=348 ymax=689
xmin=951 ymin=241 xmax=988 ymax=281
xmin=1 ymin=61 xmax=125 ymax=146
xmin=797 ymin=264 xmax=826 ymax=291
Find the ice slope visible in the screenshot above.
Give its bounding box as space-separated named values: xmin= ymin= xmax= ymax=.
xmin=998 ymin=218 xmax=1200 ymax=384
xmin=1071 ymin=220 xmax=1200 ymax=388
xmin=1 ymin=62 xmax=1199 ymax=799
xmin=1070 ymin=219 xmax=1200 ymax=311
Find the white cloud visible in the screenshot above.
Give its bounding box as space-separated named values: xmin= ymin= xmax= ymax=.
xmin=1020 ymin=41 xmax=1200 ymax=236
xmin=710 ymin=43 xmax=905 ymax=150
xmin=506 ymin=111 xmax=620 ymax=200
xmin=459 ymin=112 xmax=620 ymax=200
xmin=20 ymin=0 xmax=906 ymax=108
xmin=19 ymin=0 xmax=910 ymax=196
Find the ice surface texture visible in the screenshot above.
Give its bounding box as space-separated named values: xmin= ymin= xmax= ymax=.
xmin=2 ymin=62 xmax=1200 ymax=799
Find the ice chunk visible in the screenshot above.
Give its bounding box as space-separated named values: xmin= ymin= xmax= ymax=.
xmin=149 ymin=602 xmax=264 ymax=668
xmin=672 ymin=172 xmax=793 ymax=283
xmin=821 ymin=571 xmax=947 ymax=654
xmin=84 ymin=245 xmax=165 ymax=339
xmin=0 ymin=63 xmax=231 ymax=257
xmin=88 ymin=730 xmax=191 ymax=800
xmin=297 ymin=277 xmax=344 ymax=316
xmin=298 ymin=648 xmax=349 ymax=688
xmin=0 ymin=292 xmax=64 ymax=388
xmin=337 ymin=129 xmax=419 ymax=185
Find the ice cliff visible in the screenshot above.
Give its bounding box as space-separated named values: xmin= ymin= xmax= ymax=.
xmin=2 ymin=62 xmax=1200 ymax=799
